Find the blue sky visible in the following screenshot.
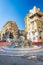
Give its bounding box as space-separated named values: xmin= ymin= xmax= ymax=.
xmin=0 ymin=0 xmax=43 ymax=30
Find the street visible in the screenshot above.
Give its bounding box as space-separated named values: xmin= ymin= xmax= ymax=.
xmin=0 ymin=46 xmax=43 ymax=65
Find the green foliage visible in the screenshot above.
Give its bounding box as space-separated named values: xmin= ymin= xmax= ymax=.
xmin=9 ymin=32 xmax=14 ymax=39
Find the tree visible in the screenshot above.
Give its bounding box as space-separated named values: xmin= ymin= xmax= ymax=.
xmin=9 ymin=32 xmax=14 ymax=39
xmin=17 ymin=30 xmax=20 ymax=38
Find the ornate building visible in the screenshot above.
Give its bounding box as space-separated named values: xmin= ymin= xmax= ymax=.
xmin=1 ymin=21 xmax=18 ymax=40
xmin=0 ymin=32 xmax=1 ymax=40
xmin=24 ymin=6 xmax=43 ymax=42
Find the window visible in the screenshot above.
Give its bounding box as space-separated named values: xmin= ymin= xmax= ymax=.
xmin=33 ymin=37 xmax=35 ymax=40
xmin=31 ymin=21 xmax=34 ymax=29
xmin=28 ymin=25 xmax=30 ymax=30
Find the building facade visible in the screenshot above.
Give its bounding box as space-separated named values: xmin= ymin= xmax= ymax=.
xmin=1 ymin=21 xmax=18 ymax=40
xmin=24 ymin=6 xmax=43 ymax=42
xmin=0 ymin=32 xmax=1 ymax=40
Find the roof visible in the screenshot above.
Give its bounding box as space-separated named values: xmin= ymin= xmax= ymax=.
xmin=25 ymin=6 xmax=43 ymax=18
xmin=3 ymin=21 xmax=16 ymax=27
